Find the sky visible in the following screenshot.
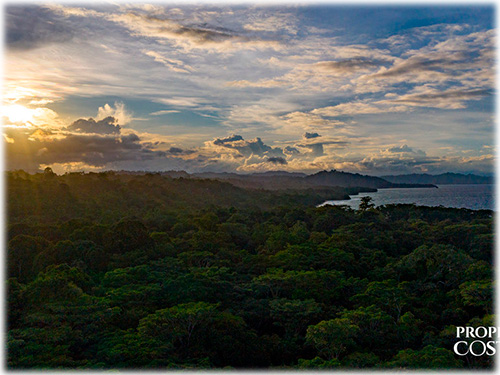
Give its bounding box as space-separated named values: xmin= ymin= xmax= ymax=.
xmin=3 ymin=3 xmax=495 ymax=175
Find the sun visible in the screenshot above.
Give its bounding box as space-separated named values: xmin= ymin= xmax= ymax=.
xmin=2 ymin=104 xmax=37 ymax=124
xmin=2 ymin=104 xmax=59 ymax=127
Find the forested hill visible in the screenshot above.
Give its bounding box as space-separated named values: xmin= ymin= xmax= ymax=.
xmin=166 ymin=169 xmax=435 ymax=190
xmin=305 ymin=170 xmax=436 ymax=189
xmin=7 ymin=170 xmax=373 ymax=223
xmin=382 ymin=173 xmax=493 ymax=185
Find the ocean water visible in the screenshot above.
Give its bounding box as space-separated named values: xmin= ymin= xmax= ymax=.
xmin=320 ymin=184 xmax=494 ymax=211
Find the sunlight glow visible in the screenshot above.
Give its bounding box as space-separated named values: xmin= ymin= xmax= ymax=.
xmin=2 ymin=104 xmax=37 ymax=124
xmin=2 ymin=104 xmax=59 ymax=127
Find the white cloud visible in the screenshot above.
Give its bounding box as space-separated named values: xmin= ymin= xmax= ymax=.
xmin=311 ymin=102 xmax=409 ymax=117
xmin=97 ymin=102 xmax=133 ymax=125
xmin=143 ymin=50 xmax=194 ymax=73
xmin=155 ymin=97 xmax=205 ymax=108
xmin=150 ymin=109 xmax=180 ymax=116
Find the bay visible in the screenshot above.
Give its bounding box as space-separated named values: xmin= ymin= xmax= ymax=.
xmin=320 ymin=184 xmax=495 ymax=211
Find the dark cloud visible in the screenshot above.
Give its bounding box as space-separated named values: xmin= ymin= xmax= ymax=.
xmin=387 ymin=144 xmax=426 ymax=154
xmin=169 ymin=147 xmax=184 ymax=154
xmin=304 ymin=132 xmax=321 ymax=139
xmin=398 ymin=88 xmax=491 ymax=101
xmin=142 ymin=14 xmax=237 ymax=42
xmin=284 ymin=146 xmax=300 ymax=155
xmin=355 ymin=155 xmax=442 ymax=175
xmin=174 ymin=22 xmax=237 ymax=44
xmin=168 ymin=147 xmax=195 ymax=155
xmin=375 ymin=58 xmax=444 ymax=78
xmin=212 ymin=134 xmax=284 ymax=158
xmin=370 ymin=55 xmax=471 ymax=79
xmin=213 ymin=134 xmax=244 ymax=145
xmin=142 ymin=140 xmax=166 ymax=149
xmin=5 ymin=126 xmax=166 ymax=172
xmin=387 ymin=144 xmax=413 ymax=153
xmin=6 ymin=5 xmax=74 ymax=50
xmin=121 ymin=13 xmax=246 ymax=46
xmin=267 ymin=157 xmax=287 ymax=165
xmin=297 ymin=140 xmax=348 ymax=157
xmin=67 ymin=117 xmax=121 ymax=135
xmin=304 ymin=143 xmax=324 ymax=157
xmin=386 ymin=88 xmax=492 ymax=109
xmin=315 ymin=58 xmax=383 ymax=73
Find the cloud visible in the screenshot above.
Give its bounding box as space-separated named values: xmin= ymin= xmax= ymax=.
xmin=213 ymin=134 xmax=244 ymax=145
xmin=210 ymin=134 xmax=285 ymax=158
xmin=280 ymin=111 xmax=345 ymax=133
xmin=6 ymin=5 xmax=74 ymax=50
xmin=267 ymin=156 xmax=287 ymax=165
xmin=368 ymin=57 xmax=454 ymax=79
xmin=150 ymin=110 xmax=180 ymax=116
xmin=49 ymin=3 xmax=288 ymax=53
xmin=385 ymin=144 xmax=426 ymax=156
xmin=296 ymin=140 xmax=349 ymax=157
xmin=226 ymin=78 xmax=288 ymax=88
xmin=143 ymin=50 xmax=194 ymax=73
xmin=6 ymin=126 xmax=167 ymax=172
xmin=225 ymin=52 xmax=392 ymax=91
xmin=29 ymin=98 xmax=54 ymax=105
xmin=361 ymin=28 xmax=494 ymax=92
xmin=168 ymin=147 xmax=183 ymax=154
xmin=5 ymin=114 xmax=173 ymax=172
xmin=167 ymin=146 xmax=195 ymax=155
xmin=378 ymin=87 xmax=492 ymax=110
xmin=2 ymin=104 xmax=61 ymax=127
xmin=311 ymin=102 xmax=409 ymax=117
xmin=301 ymin=143 xmax=324 ymax=157
xmin=348 ymin=153 xmax=494 ymax=175
xmin=155 ymin=97 xmax=205 ymax=108
xmin=67 ymin=117 xmax=121 ymax=135
xmin=313 ymin=58 xmax=384 ymax=74
xmin=97 ymin=102 xmax=133 ymax=125
xmin=199 ymin=134 xmax=315 ymax=172
xmin=243 ymin=11 xmax=298 ymax=34
xmin=304 ymin=132 xmax=321 ymax=139
xmin=284 ymin=146 xmax=300 ymax=155
xmin=112 ymin=12 xmax=238 ymax=44
xmin=52 ymin=5 xmax=283 ymax=53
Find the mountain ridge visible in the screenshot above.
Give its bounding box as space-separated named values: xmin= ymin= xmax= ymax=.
xmin=382 ymin=172 xmax=493 ymax=185
xmin=163 ymin=169 xmax=437 ymax=190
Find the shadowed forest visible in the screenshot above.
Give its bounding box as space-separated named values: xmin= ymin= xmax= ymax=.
xmin=7 ymin=169 xmax=494 ymax=369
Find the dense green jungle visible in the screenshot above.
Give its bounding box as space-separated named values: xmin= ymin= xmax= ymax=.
xmin=6 ymin=170 xmax=494 ymax=369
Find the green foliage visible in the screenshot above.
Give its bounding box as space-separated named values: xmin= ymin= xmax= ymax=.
xmin=342 ymin=352 xmax=380 ymax=368
xmin=385 ymin=345 xmax=462 ymax=369
xmin=359 ymin=196 xmax=375 ymax=211
xmin=8 ymin=235 xmax=50 ymax=282
xmin=6 ymin=171 xmax=493 ymax=369
xmin=306 ymin=318 xmax=360 ymax=360
xmin=269 ymin=298 xmax=322 ymax=338
xmin=8 ymin=265 xmax=114 ymax=369
xmin=296 ymin=356 xmax=341 ymax=368
xmin=459 ymin=280 xmax=493 ymax=313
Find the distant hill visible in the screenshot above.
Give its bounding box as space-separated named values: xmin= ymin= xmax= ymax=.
xmin=192 ymin=171 xmax=318 ymax=190
xmin=305 ymin=170 xmax=436 ymax=189
xmin=382 ymin=172 xmax=493 ymax=185
xmin=189 ymin=169 xmax=435 ymax=190
xmin=106 ymin=169 xmax=438 ymax=190
xmin=306 ymin=170 xmax=393 ymax=189
xmin=160 ymin=170 xmax=190 ymax=178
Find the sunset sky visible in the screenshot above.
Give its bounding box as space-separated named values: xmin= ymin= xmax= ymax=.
xmin=3 ymin=3 xmax=495 ymax=175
